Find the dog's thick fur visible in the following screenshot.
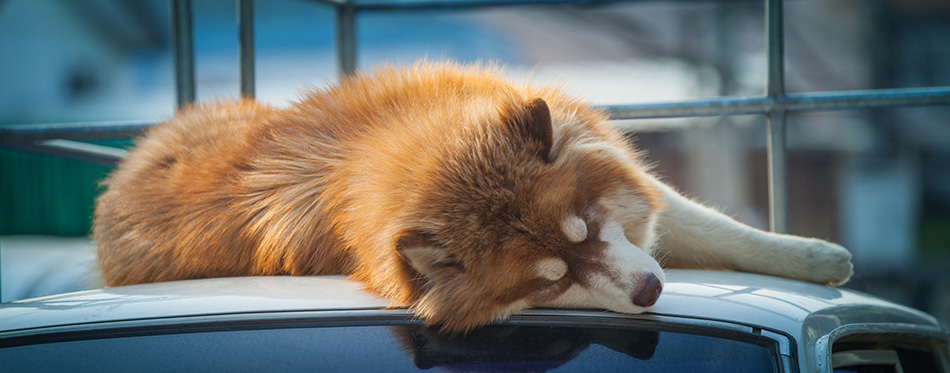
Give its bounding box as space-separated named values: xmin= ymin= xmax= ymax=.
xmin=95 ymin=62 xmax=852 ymax=332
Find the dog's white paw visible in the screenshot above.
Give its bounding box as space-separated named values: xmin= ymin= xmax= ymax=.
xmin=742 ymin=235 xmax=855 ymax=286
xmin=792 ymin=238 xmax=853 ymax=286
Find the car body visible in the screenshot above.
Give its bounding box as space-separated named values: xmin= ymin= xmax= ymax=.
xmin=1 ymin=269 xmax=947 ymax=372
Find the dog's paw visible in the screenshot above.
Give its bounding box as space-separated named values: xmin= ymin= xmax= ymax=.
xmin=795 ymin=238 xmax=853 ymax=286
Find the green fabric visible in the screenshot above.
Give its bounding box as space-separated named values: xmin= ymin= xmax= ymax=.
xmin=0 ymin=149 xmax=113 ymax=236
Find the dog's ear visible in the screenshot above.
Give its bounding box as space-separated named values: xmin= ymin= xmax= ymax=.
xmin=396 ymin=230 xmax=462 ymax=280
xmin=504 ymin=98 xmax=553 ymax=163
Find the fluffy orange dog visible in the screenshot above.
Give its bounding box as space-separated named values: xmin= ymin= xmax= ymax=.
xmin=95 ymin=62 xmax=852 ymax=332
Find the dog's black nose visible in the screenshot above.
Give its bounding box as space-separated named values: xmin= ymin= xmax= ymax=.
xmin=632 ymin=273 xmax=662 ymax=307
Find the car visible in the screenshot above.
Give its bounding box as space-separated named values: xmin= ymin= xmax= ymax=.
xmin=1 ymin=269 xmax=947 ymax=372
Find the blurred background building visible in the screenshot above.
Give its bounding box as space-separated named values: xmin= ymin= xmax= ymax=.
xmin=1 ymin=0 xmax=948 ymax=325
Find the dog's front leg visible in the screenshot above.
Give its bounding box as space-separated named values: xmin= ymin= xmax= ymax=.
xmin=648 ymin=176 xmax=853 ymax=285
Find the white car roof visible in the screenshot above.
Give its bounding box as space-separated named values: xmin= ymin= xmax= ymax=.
xmin=1 ymin=269 xmax=940 ymax=360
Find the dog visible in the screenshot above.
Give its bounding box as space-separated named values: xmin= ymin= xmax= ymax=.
xmin=94 ymin=62 xmax=853 ymax=332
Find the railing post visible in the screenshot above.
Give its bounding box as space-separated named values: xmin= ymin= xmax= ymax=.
xmin=767 ymin=111 xmax=788 ymax=233
xmin=238 ymin=0 xmax=255 ymax=99
xmin=336 ymin=1 xmax=357 ymax=77
xmin=171 ymin=0 xmax=196 ymax=108
xmin=765 ymin=0 xmax=788 ymax=234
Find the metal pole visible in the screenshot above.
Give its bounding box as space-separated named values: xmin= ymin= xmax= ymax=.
xmin=766 ymin=111 xmax=788 ymax=233
xmin=171 ymin=0 xmax=196 ymax=108
xmin=0 ymin=120 xmax=154 ymax=143
xmin=766 ymin=0 xmax=785 ymax=98
xmin=336 ymin=1 xmax=357 ymax=76
xmin=238 ymin=0 xmax=255 ymax=99
xmin=604 ymin=87 xmax=950 ymax=120
xmin=4 ymin=140 xmax=127 ymax=167
xmin=765 ymin=0 xmax=788 ymax=233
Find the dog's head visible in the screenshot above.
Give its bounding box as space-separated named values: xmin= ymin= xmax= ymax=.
xmin=395 ymin=96 xmax=665 ymax=332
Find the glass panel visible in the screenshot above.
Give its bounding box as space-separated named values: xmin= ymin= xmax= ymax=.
xmin=0 ymin=322 xmax=777 ymax=372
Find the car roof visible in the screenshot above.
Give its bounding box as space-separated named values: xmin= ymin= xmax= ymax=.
xmin=0 ymin=269 xmax=941 ymax=357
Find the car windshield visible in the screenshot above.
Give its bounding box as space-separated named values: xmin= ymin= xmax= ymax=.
xmin=2 ymin=321 xmax=778 ymax=372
